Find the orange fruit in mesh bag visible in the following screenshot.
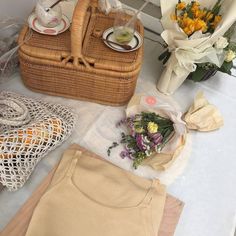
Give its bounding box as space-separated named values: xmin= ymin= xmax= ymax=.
xmin=0 ymin=117 xmax=63 ymax=159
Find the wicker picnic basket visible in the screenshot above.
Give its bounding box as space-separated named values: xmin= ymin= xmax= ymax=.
xmin=18 ymin=0 xmax=144 ymax=106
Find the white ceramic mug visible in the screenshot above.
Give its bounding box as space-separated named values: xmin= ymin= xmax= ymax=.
xmin=35 ymin=0 xmax=62 ymax=28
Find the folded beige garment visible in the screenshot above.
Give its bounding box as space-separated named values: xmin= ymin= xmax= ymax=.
xmin=184 ymin=91 xmax=224 ymax=131
xmin=26 ymin=144 xmax=166 ymax=236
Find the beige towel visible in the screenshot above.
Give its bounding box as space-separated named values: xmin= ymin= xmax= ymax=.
xmin=184 ymin=91 xmax=224 ymax=131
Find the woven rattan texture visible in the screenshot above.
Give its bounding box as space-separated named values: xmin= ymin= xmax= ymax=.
xmin=83 ymin=12 xmax=140 ymax=64
xmin=24 ymin=13 xmax=140 ymax=64
xmin=19 ymin=55 xmax=138 ymax=105
xmin=26 ymin=30 xmax=71 ymax=52
xmin=18 ymin=0 xmax=144 ymax=106
xmin=0 ymin=91 xmax=76 ymax=191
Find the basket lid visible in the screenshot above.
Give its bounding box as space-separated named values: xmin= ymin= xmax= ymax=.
xmin=19 ymin=10 xmax=143 ymax=73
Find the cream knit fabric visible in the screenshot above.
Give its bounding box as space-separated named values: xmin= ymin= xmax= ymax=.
xmin=26 ymin=145 xmax=166 ymax=236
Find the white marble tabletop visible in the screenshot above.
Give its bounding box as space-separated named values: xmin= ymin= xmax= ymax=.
xmin=1 ymin=32 xmax=236 ymax=236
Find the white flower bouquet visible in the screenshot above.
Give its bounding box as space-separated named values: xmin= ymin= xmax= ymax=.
xmin=157 ymin=0 xmax=236 ymax=95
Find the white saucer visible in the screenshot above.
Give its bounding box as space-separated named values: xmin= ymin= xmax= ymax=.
xmin=28 ymin=13 xmax=70 ymax=35
xmin=102 ymin=27 xmax=143 ymax=52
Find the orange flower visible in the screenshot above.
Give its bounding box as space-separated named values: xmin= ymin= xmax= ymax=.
xmin=179 ymin=15 xmax=196 ymax=35
xmin=193 ymin=10 xmax=200 ymax=17
xmin=183 ymin=26 xmax=195 ymax=36
xmin=191 ymin=1 xmax=200 ymax=13
xmin=211 ymin=15 xmax=222 ymax=29
xmin=198 ymin=10 xmax=207 ymax=19
xmin=176 ymin=2 xmax=186 ymax=10
xmin=194 ymin=19 xmax=208 ymax=32
xmin=193 ymin=8 xmax=207 ymax=19
xmin=173 ymin=0 xmax=221 ymax=36
xmin=181 ymin=16 xmax=194 ymax=28
xmin=205 ymin=12 xmax=214 ymax=21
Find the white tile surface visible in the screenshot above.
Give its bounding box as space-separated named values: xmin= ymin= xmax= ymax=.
xmin=0 ymin=32 xmax=236 ymax=236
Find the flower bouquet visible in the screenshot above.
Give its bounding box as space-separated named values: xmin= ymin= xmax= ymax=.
xmin=108 ymin=112 xmax=175 ymax=168
xmin=108 ymin=95 xmax=186 ymax=169
xmin=187 ymin=28 xmax=236 ymax=82
xmin=157 ymin=0 xmax=236 ymax=95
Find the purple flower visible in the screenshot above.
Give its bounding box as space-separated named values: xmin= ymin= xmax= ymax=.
xmin=127 ymin=153 xmax=135 ymax=160
xmin=136 ymin=134 xmax=148 ymax=151
xmin=149 ymin=142 xmax=155 ymax=148
xmin=129 ymin=115 xmax=136 ymax=120
xmin=120 ymin=148 xmax=135 ymax=160
xmin=149 ymin=133 xmax=163 ymax=145
xmin=120 ymin=150 xmax=129 ymax=159
xmin=127 ymin=120 xmax=134 ymax=128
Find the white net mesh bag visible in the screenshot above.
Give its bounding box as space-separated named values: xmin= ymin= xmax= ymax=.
xmin=0 ymin=91 xmax=76 ymax=191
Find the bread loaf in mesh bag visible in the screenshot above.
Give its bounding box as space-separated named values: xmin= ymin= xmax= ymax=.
xmin=0 ymin=91 xmax=76 ymax=191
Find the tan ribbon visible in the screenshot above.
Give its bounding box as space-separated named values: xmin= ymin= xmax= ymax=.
xmin=183 ymin=91 xmax=224 ymax=131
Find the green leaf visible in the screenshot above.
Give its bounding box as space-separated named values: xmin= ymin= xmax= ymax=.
xmin=185 ymin=1 xmax=194 ymax=18
xmin=219 ymin=61 xmax=233 ymax=75
xmin=162 ymin=51 xmax=171 ymax=65
xmin=228 ymin=42 xmax=236 ymax=52
xmin=188 ymin=67 xmax=209 ymax=82
xmin=158 ymin=50 xmax=169 ymax=61
xmin=211 ymin=0 xmax=222 ymax=15
xmin=224 ymin=22 xmax=236 ymax=40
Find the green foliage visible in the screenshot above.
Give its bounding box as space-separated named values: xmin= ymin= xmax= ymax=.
xmin=133 ymin=152 xmax=147 ymax=169
xmin=228 ymin=42 xmax=236 ymax=52
xmin=185 ymin=1 xmax=194 ymax=19
xmin=107 ymin=142 xmax=119 ymax=156
xmin=211 ymin=0 xmax=222 ymax=15
xmin=219 ymin=61 xmax=233 ymax=75
xmin=139 ymin=112 xmax=174 ymax=142
xmin=224 ymin=22 xmax=236 ymax=40
xmin=188 ymin=66 xmax=210 ymax=82
xmin=158 ymin=50 xmax=171 ymax=65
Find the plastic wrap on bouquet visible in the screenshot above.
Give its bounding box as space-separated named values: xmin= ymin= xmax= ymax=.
xmin=126 ymin=94 xmax=187 ymax=170
xmin=157 ymin=0 xmax=236 ymax=95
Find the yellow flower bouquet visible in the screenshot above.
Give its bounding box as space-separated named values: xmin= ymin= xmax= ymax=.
xmin=157 ymin=0 xmax=236 ymax=95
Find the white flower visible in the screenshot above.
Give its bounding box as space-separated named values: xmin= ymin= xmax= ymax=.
xmin=145 ymin=150 xmax=152 ymax=157
xmin=214 ymin=37 xmax=229 ymax=49
xmin=225 ymin=50 xmax=236 ymax=62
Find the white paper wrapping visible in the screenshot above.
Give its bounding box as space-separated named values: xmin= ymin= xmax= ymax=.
xmin=98 ymin=0 xmax=122 ymax=14
xmin=81 ymin=94 xmax=191 ymax=185
xmin=157 ymin=0 xmax=236 ymax=95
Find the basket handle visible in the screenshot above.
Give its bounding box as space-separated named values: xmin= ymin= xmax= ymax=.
xmin=69 ymin=0 xmax=91 ymax=68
